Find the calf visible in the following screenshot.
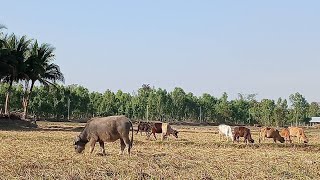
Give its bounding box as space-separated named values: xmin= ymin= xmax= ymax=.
xmin=136 ymin=121 xmax=152 ymax=136
xmin=288 ymin=127 xmax=308 ymax=143
xmin=259 ymin=127 xmax=285 ymax=143
xmin=280 ymin=128 xmax=292 ymax=143
xmin=233 ymin=126 xmax=254 ymax=143
xmin=218 ymin=124 xmax=233 ymax=141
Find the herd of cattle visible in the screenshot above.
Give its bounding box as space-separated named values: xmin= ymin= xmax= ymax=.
xmin=74 ymin=115 xmax=309 ymax=155
xmin=218 ymin=124 xmax=308 ymax=144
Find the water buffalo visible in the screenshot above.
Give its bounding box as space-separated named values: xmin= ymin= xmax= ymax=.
xmin=136 ymin=121 xmax=152 ymax=136
xmin=288 ymin=127 xmax=308 ymax=143
xmin=218 ymin=124 xmax=233 ymax=141
xmin=259 ymin=127 xmax=285 ymax=143
xmin=74 ymin=115 xmax=133 ymax=155
xmin=233 ymin=126 xmax=254 ymax=143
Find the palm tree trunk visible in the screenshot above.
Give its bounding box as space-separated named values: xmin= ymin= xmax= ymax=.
xmin=23 ymin=81 xmax=35 ymax=119
xmin=4 ymin=79 xmax=13 ymax=115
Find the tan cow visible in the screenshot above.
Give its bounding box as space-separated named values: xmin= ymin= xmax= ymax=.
xmin=288 ymin=127 xmax=308 ymax=143
xmin=259 ymin=127 xmax=284 ymax=143
xmin=161 ymin=123 xmax=178 ymax=141
xmin=280 ymin=128 xmax=292 ymax=143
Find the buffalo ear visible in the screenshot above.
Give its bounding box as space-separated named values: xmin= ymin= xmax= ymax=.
xmin=74 ymin=136 xmax=81 ymax=145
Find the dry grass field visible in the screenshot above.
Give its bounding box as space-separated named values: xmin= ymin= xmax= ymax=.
xmin=0 ymin=121 xmax=320 ymax=179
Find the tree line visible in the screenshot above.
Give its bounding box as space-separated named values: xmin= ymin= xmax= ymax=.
xmin=1 ymin=25 xmax=319 ymax=126
xmin=1 ymin=83 xmax=319 ymax=126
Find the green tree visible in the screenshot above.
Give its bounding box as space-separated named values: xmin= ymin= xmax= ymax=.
xmin=22 ymin=41 xmax=64 ymax=118
xmin=215 ymin=92 xmax=232 ymax=123
xmin=273 ymin=98 xmax=288 ymax=127
xmin=308 ymin=102 xmax=320 ymax=117
xmin=170 ymin=87 xmax=187 ymax=121
xmin=2 ymin=34 xmax=31 ymax=114
xmin=289 ymin=92 xmax=309 ymax=125
xmin=259 ymin=99 xmax=275 ymax=126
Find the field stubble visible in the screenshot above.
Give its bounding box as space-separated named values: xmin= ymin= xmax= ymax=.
xmin=0 ymin=122 xmax=320 ymax=179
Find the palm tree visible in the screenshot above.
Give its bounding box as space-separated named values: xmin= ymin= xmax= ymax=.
xmin=2 ymin=34 xmax=31 ymax=115
xmin=0 ymin=25 xmax=8 ymax=80
xmin=22 ymin=41 xmax=64 ymax=118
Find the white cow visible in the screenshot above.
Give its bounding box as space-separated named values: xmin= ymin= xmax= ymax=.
xmin=161 ymin=123 xmax=179 ymax=141
xmin=218 ymin=124 xmax=233 ymax=141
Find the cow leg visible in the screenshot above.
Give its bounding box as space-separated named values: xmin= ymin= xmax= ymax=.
xmin=146 ymin=131 xmax=152 ymax=140
xmin=153 ymin=132 xmax=157 ymax=140
xmin=98 ymin=140 xmax=106 ymax=156
xmin=89 ymin=138 xmax=97 ymax=154
xmin=161 ymin=133 xmax=165 ymax=141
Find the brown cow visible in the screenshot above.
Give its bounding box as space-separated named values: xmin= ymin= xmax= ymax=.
xmin=150 ymin=122 xmax=178 ymax=140
xmin=288 ymin=127 xmax=308 ymax=143
xmin=233 ymin=126 xmax=254 ymax=143
xmin=259 ymin=127 xmax=285 ymax=143
xmin=136 ymin=121 xmax=152 ymax=136
xmin=280 ymin=128 xmax=292 ymax=143
xmin=161 ymin=123 xmax=179 ymax=141
xmin=74 ymin=115 xmax=133 ymax=156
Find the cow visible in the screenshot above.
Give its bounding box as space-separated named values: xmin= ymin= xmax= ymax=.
xmin=280 ymin=128 xmax=292 ymax=143
xmin=259 ymin=127 xmax=285 ymax=143
xmin=150 ymin=122 xmax=178 ymax=140
xmin=161 ymin=123 xmax=179 ymax=141
xmin=136 ymin=121 xmax=152 ymax=136
xmin=233 ymin=126 xmax=254 ymax=143
xmin=74 ymin=115 xmax=133 ymax=156
xmin=288 ymin=127 xmax=308 ymax=143
xmin=218 ymin=124 xmax=233 ymax=141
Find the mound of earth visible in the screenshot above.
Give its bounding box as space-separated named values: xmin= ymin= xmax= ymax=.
xmin=0 ymin=113 xmax=38 ymax=129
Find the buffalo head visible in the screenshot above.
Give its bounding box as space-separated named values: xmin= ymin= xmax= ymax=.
xmin=74 ymin=136 xmax=86 ymax=153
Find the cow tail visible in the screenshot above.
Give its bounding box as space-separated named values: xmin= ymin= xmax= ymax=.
xmin=129 ymin=120 xmax=133 ymax=148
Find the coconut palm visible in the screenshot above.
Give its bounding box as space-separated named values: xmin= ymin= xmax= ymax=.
xmin=0 ymin=25 xmax=8 ymax=79
xmin=2 ymin=34 xmax=31 ymax=115
xmin=22 ymin=41 xmax=64 ymax=118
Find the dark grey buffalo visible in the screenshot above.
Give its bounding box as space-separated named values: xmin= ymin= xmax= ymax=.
xmin=74 ymin=115 xmax=133 ymax=155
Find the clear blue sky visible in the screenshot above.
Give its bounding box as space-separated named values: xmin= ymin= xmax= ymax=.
xmin=1 ymin=1 xmax=320 ymax=102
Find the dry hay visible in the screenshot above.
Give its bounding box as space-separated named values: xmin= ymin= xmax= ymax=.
xmin=0 ymin=122 xmax=320 ymax=179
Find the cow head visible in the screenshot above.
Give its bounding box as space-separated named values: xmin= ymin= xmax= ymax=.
xmin=74 ymin=136 xmax=87 ymax=153
xmin=249 ymin=139 xmax=254 ymax=143
xmin=302 ymin=136 xmax=308 ymax=144
xmin=172 ymin=130 xmax=179 ymax=138
xmin=279 ymin=136 xmax=285 ymax=143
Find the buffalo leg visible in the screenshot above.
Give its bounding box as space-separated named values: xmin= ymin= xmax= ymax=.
xmin=119 ymin=138 xmax=126 ymax=155
xmin=99 ymin=141 xmax=106 ymax=155
xmin=89 ymin=139 xmax=96 ymax=154
xmin=123 ymin=136 xmax=131 ymax=155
